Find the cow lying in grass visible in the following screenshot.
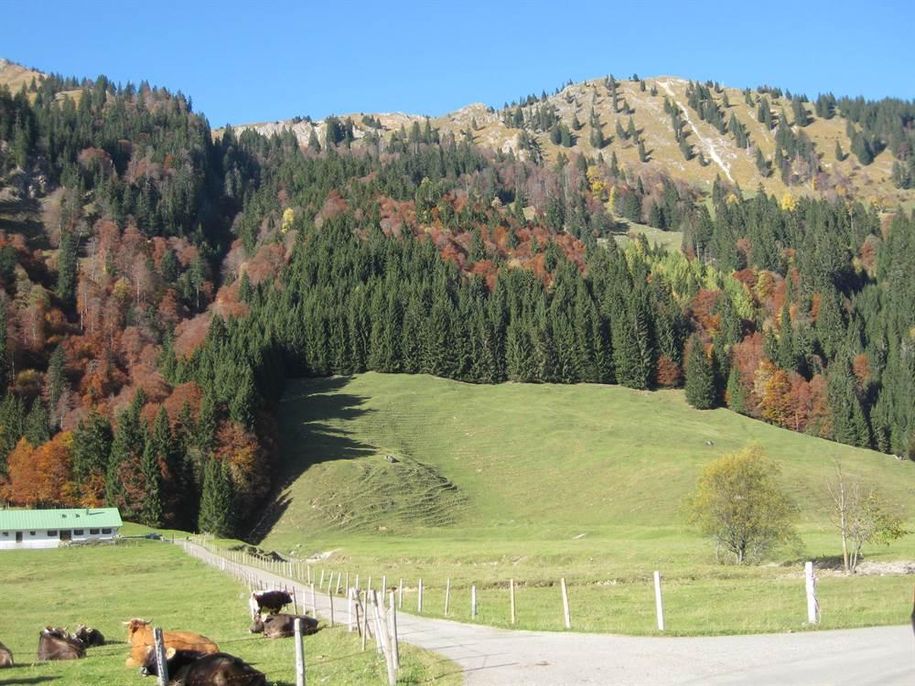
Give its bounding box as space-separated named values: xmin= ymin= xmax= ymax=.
xmin=123 ymin=618 xmax=219 ymax=668
xmin=141 ymin=647 xmax=266 ymax=686
xmin=37 ymin=627 xmax=85 ymax=661
xmin=249 ymin=613 xmax=319 ymax=639
xmin=75 ymin=624 xmax=105 ymax=647
xmin=0 ymin=640 xmax=12 ymax=667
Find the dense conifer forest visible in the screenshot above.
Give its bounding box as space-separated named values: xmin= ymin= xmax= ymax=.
xmin=0 ymin=69 xmax=913 ymax=536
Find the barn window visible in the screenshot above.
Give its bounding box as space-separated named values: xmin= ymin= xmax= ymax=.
xmin=47 ymin=530 xmax=57 ymax=536
xmin=89 ymin=528 xmax=99 ymax=535
xmin=1 ymin=532 xmax=7 ymax=537
xmin=74 ymin=529 xmax=84 ymax=536
xmin=29 ymin=530 xmax=36 ymax=536
xmin=102 ymin=528 xmax=112 ymax=534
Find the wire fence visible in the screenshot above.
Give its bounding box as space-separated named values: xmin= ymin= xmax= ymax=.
xmin=175 ymin=537 xmax=401 ymax=685
xmin=175 ymin=535 xmax=845 ymax=637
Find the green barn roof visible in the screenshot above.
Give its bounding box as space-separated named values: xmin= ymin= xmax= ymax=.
xmin=0 ymin=508 xmax=122 ymax=531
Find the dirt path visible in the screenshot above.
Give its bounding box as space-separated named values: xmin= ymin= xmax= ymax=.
xmin=657 ymin=79 xmax=734 ymax=184
xmin=180 ymin=542 xmax=914 ymax=685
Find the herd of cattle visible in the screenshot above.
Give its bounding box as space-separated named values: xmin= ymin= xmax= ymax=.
xmin=0 ymin=589 xmax=320 ymax=685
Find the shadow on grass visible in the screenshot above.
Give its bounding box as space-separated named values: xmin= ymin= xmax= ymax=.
xmin=246 ymin=376 xmax=375 ymax=543
xmin=0 ymin=674 xmax=58 ymax=685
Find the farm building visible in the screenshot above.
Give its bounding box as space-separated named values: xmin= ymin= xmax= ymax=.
xmin=0 ymin=508 xmax=122 ymax=550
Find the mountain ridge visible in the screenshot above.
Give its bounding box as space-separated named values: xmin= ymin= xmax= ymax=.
xmin=224 ymin=73 xmax=911 ymax=208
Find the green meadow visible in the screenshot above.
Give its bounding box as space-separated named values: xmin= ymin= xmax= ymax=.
xmin=0 ymin=538 xmax=458 ymax=685
xmin=247 ymin=372 xmax=915 ymax=635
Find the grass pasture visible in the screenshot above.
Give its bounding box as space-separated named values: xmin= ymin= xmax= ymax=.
xmin=0 ymin=539 xmax=458 ymax=685
xmin=252 ymin=372 xmax=915 ymax=636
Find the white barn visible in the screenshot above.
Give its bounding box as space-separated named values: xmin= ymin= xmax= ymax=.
xmin=0 ymin=508 xmax=122 ymax=550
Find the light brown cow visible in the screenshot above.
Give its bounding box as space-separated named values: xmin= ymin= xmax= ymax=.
xmin=123 ymin=618 xmax=219 ymax=668
xmin=0 ymin=639 xmax=12 ymax=668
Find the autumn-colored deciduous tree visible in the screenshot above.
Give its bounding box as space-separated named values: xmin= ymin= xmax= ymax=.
xmin=214 ymin=421 xmax=269 ymax=523
xmin=688 ymin=446 xmax=799 ymax=564
xmin=4 ymin=433 xmax=75 ymax=506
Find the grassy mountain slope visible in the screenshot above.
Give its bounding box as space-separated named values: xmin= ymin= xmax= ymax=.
xmin=264 ymin=373 xmax=914 ymax=543
xmin=252 ymin=373 xmax=915 ymax=635
xmin=231 ymin=75 xmax=912 ymax=208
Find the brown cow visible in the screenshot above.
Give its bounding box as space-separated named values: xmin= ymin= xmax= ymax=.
xmin=249 ymin=613 xmax=318 ymax=639
xmin=37 ymin=627 xmax=85 ymax=661
xmin=0 ymin=640 xmax=12 ymax=668
xmin=123 ymin=619 xmax=219 ymax=668
xmin=141 ymin=648 xmax=266 ymax=686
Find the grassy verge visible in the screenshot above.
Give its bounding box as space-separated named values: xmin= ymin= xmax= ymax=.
xmin=0 ymin=540 xmax=460 ymax=685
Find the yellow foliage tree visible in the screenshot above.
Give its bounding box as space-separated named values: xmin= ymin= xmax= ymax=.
xmin=688 ymin=446 xmax=799 ymax=564
xmin=281 ymin=207 xmax=295 ymax=233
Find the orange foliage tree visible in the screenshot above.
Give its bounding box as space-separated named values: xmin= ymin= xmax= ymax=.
xmin=4 ymin=433 xmax=76 ymax=506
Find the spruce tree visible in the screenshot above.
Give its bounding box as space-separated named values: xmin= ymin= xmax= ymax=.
xmin=46 ymin=345 xmax=65 ymax=429
xmin=834 ymin=140 xmax=845 ymax=161
xmin=24 ymin=400 xmax=49 ymax=445
xmin=638 ymin=140 xmax=649 ymax=163
xmin=139 ymin=440 xmax=163 ymax=527
xmin=72 ymin=410 xmax=112 ymax=487
xmin=198 ymin=457 xmax=234 ymax=536
xmin=685 ymin=336 xmax=717 ymax=409
xmin=851 ymin=133 xmax=874 ymax=165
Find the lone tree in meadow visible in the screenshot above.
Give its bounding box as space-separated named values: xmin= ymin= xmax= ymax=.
xmin=688 ymin=446 xmax=798 ymax=564
xmin=827 ymin=461 xmax=907 ymax=574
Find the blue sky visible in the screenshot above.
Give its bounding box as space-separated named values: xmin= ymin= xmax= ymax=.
xmin=3 ymin=1 xmax=913 ymax=127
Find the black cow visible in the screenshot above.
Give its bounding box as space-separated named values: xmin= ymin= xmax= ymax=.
xmin=0 ymin=640 xmax=12 ymax=668
xmin=249 ymin=613 xmax=318 ymax=639
xmin=37 ymin=627 xmax=85 ymax=660
xmin=75 ymin=624 xmax=105 ymax=647
xmin=248 ymin=590 xmax=293 ymax=619
xmin=141 ymin=648 xmax=266 ymax=686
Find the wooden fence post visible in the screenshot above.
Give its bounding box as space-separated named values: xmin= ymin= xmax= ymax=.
xmin=388 ymin=590 xmax=400 ymax=670
xmin=417 ymin=578 xmax=423 ymax=613
xmin=653 ymin=570 xmax=665 ymax=631
xmin=347 ymin=587 xmax=354 ymax=632
xmin=374 ymin=591 xmax=396 ymax=686
xmin=444 ymin=578 xmax=451 ymax=616
xmin=294 ymin=618 xmax=306 ymax=686
xmin=361 ymin=592 xmax=370 ymax=652
xmin=510 ymin=578 xmax=516 ymax=625
xmin=805 ymin=561 xmax=819 ymax=624
xmin=153 ymin=627 xmax=169 ymax=686
xmin=329 ymin=585 xmax=335 ymax=627
xmin=560 ymin=577 xmax=571 ymax=629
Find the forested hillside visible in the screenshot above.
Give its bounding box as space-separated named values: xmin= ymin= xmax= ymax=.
xmin=0 ymin=61 xmax=913 ymax=536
